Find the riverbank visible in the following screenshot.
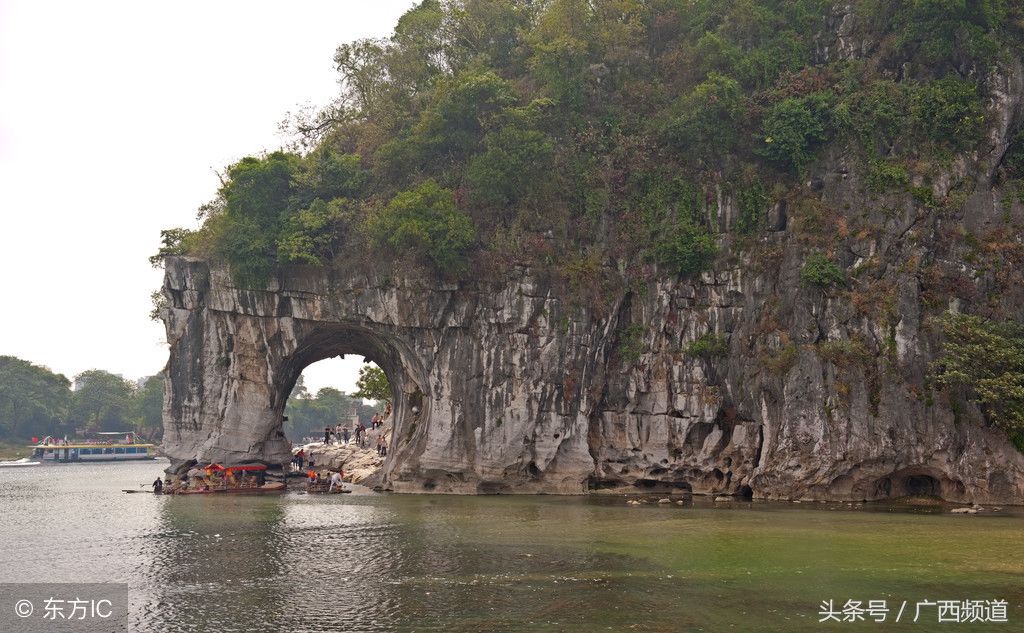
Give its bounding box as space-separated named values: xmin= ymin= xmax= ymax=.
xmin=0 ymin=440 xmax=29 ymax=461
xmin=2 ymin=460 xmax=1022 ymax=632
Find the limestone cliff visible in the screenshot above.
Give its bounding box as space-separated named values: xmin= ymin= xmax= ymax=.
xmin=159 ymin=5 xmax=1024 ymax=504
xmin=160 ymin=223 xmax=1024 ymax=504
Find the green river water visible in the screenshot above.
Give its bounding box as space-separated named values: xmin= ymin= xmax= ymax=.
xmin=0 ymin=460 xmax=1020 ymax=632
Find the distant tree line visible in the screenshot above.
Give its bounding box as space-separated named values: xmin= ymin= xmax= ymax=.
xmin=0 ymin=356 xmax=163 ymax=441
xmin=1 ymin=355 xmax=393 ymax=443
xmin=284 ymin=370 xmax=388 ymax=439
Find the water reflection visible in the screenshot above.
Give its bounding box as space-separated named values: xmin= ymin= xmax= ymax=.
xmin=141 ymin=496 xmax=288 ymax=631
xmin=2 ymin=462 xmax=1022 ymax=632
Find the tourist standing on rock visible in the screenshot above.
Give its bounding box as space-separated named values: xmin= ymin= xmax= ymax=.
xmin=324 ymin=426 xmax=332 ymax=445
xmin=380 ymin=435 xmax=387 ymax=457
xmin=354 ymin=423 xmax=364 ymax=447
xmin=376 ymin=435 xmax=385 ymax=457
xmin=342 ymin=427 xmax=350 ymax=444
xmin=296 ymin=449 xmax=305 ymax=471
xmin=334 ymin=422 xmax=343 ymax=444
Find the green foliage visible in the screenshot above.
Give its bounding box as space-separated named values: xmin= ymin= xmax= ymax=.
xmin=352 ymin=365 xmax=392 ymax=402
xmin=278 ymin=198 xmax=353 ymax=266
xmin=149 ymin=290 xmax=167 ymax=322
xmin=817 ymin=337 xmax=874 ymax=368
xmin=414 ymin=69 xmax=519 ymax=161
xmin=914 ymin=77 xmax=985 ymax=145
xmin=635 ymin=175 xmax=717 ymax=277
xmin=69 ymin=370 xmax=136 ymax=433
xmin=0 ymin=357 xmax=164 ymax=441
xmin=149 ymin=228 xmax=198 ymax=267
xmin=0 ymin=356 xmax=70 ymax=439
xmin=759 ymin=92 xmax=834 ymax=170
xmin=368 ymin=180 xmax=476 ymax=274
xmin=865 ymin=158 xmax=911 ymax=193
xmin=652 ymin=218 xmax=718 ymax=277
xmin=932 ymin=313 xmax=1024 ymax=432
xmin=285 ymin=386 xmax=359 ymax=438
xmin=887 ymin=0 xmax=1007 ymax=69
xmin=617 ymin=323 xmax=646 ymax=363
xmin=800 ymin=252 xmax=846 ymax=287
xmin=1011 ymin=429 xmax=1024 ymax=453
xmin=214 ymin=152 xmax=300 ymax=285
xmin=840 ymin=76 xmax=983 ymax=155
xmin=466 ymin=125 xmax=555 ymax=222
xmin=733 ymin=173 xmax=770 ymax=235
xmin=763 ymin=343 xmax=800 ymax=375
xmin=664 ymin=72 xmax=743 ymax=158
xmin=131 ymin=375 xmax=165 ymax=435
xmin=291 ymin=148 xmax=367 ymax=205
xmin=685 ymin=333 xmax=730 ymax=359
xmin=1002 ymin=127 xmax=1024 ymax=178
xmin=161 ymin=0 xmax=1002 ymax=288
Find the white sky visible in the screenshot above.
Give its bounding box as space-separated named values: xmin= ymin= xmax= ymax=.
xmin=0 ymin=0 xmax=411 ymax=394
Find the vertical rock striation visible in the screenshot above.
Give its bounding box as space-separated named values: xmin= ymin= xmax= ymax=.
xmin=159 ymin=8 xmax=1024 ymax=503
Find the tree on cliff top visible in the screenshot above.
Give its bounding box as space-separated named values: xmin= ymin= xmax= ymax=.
xmin=152 ymin=0 xmax=1017 ymax=292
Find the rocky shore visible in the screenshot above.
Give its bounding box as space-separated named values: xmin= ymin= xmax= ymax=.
xmin=293 ymin=423 xmax=391 ymax=486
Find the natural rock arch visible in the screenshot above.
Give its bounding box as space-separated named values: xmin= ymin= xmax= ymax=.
xmin=273 ymin=323 xmax=429 ymax=464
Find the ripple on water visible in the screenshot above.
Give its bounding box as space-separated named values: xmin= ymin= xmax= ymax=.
xmin=2 ymin=461 xmax=1023 ymax=632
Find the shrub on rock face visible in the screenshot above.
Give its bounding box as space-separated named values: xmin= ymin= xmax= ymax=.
xmin=368 ymin=180 xmax=476 ymax=275
xmin=758 ymin=92 xmax=834 ymax=171
xmin=800 ymin=252 xmax=846 ymax=287
xmin=685 ymin=333 xmax=730 ymax=359
xmin=932 ymin=313 xmax=1024 ymax=434
xmin=652 ymin=217 xmax=718 ymax=277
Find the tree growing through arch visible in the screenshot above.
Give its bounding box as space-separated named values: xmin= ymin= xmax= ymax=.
xmin=352 ymin=365 xmax=391 ymax=403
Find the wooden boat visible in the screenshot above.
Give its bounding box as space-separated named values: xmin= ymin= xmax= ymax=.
xmin=167 ymin=463 xmax=287 ymax=495
xmin=173 ymin=482 xmax=286 ymax=495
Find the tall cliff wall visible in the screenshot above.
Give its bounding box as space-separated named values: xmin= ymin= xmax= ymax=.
xmin=159 ymin=5 xmax=1024 ymax=504
xmin=160 ymin=227 xmax=1024 ymax=504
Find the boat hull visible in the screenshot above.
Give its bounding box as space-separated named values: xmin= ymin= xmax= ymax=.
xmin=172 ymin=482 xmax=287 ymax=495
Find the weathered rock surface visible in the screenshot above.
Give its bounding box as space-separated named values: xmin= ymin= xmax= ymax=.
xmin=159 ymin=12 xmax=1024 ymax=504
xmin=159 ymin=234 xmax=1024 ymax=503
xmin=295 ymin=440 xmax=384 ymax=485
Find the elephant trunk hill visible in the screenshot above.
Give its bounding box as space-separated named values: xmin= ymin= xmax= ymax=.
xmin=157 ymin=2 xmax=1024 ymax=503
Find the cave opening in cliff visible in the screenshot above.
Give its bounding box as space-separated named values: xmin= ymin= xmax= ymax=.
xmin=869 ymin=470 xmax=944 ymax=500
xmin=270 ymin=323 xmax=428 ymax=473
xmin=281 ymin=355 xmax=385 ymax=445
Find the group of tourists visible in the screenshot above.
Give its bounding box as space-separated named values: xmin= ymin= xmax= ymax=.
xmin=321 ymin=411 xmax=390 ymax=449
xmin=323 ymin=423 xmax=368 ymax=447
